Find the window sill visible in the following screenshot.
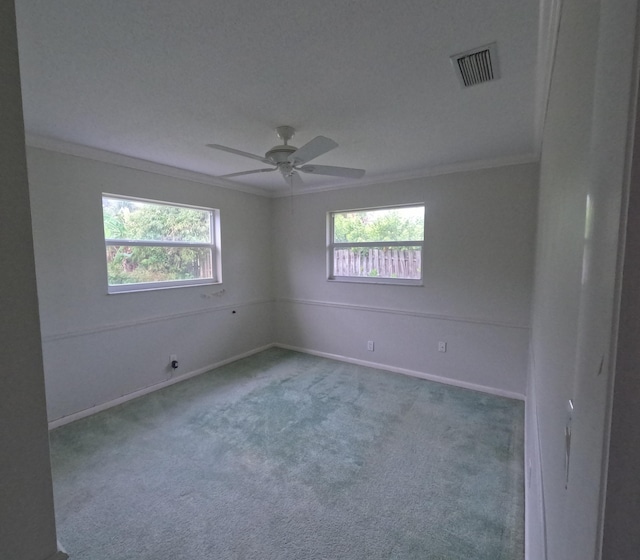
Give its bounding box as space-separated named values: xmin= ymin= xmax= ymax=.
xmin=108 ymin=279 xmax=221 ymax=294
xmin=327 ymin=277 xmax=423 ymax=287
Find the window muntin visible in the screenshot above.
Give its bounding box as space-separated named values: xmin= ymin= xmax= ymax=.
xmin=102 ymin=195 xmax=220 ymax=293
xmin=328 ymin=205 xmax=425 ymax=284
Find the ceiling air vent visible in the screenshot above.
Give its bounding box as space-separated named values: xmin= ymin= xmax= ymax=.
xmin=451 ymin=43 xmax=499 ymax=87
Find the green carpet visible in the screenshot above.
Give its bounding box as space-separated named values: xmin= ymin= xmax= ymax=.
xmin=49 ymin=348 xmax=524 ymax=559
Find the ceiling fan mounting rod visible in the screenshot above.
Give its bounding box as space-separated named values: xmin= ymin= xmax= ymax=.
xmin=275 ymin=125 xmax=295 ymax=145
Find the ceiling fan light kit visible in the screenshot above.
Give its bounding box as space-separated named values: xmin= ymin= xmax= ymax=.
xmin=207 ymin=126 xmax=365 ymax=187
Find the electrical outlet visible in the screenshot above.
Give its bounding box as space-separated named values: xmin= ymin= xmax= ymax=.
xmin=438 ymin=341 xmax=447 ymax=353
xmin=367 ymin=340 xmax=375 ymax=351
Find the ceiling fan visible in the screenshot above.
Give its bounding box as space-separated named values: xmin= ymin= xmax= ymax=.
xmin=207 ymin=126 xmax=365 ymax=187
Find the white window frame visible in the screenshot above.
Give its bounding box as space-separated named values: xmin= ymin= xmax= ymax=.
xmin=103 ymin=194 xmax=222 ymax=294
xmin=327 ymin=203 xmax=425 ymax=286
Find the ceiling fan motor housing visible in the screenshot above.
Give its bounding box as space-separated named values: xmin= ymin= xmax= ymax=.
xmin=265 ymin=145 xmax=297 ymax=164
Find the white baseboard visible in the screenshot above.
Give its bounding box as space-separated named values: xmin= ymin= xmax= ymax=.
xmin=524 ymin=373 xmax=547 ymax=560
xmin=46 ymin=550 xmax=68 ymax=560
xmin=48 ymin=344 xmax=275 ymax=429
xmin=48 ymin=341 xmax=525 ymax=430
xmin=275 ymin=343 xmax=525 ymax=401
xmin=525 ymin=395 xmax=534 ymax=560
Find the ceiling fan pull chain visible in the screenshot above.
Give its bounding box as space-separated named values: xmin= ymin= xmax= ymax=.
xmin=290 ymin=174 xmax=294 ymax=214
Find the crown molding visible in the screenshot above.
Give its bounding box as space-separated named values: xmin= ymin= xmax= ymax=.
xmin=25 ymin=133 xmax=539 ymax=199
xmin=272 ymin=151 xmax=540 ymax=197
xmin=533 ymin=0 xmax=563 ymax=154
xmin=25 ymin=134 xmax=271 ymax=198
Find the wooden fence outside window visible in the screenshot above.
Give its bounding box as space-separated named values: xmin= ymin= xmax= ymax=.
xmin=333 ymin=248 xmax=421 ymax=279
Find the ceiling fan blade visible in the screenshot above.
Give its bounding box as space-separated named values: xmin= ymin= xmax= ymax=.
xmin=297 ymin=164 xmax=365 ymax=179
xmin=288 ymin=136 xmax=338 ymax=165
xmin=219 ymin=168 xmax=276 ymax=178
xmin=206 ymin=144 xmax=271 ymax=164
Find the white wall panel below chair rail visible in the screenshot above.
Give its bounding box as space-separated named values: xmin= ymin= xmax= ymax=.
xmin=43 ymin=300 xmax=274 ymax=423
xmin=275 ymin=299 xmax=529 ymax=398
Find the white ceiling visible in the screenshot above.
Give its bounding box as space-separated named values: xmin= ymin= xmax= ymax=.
xmin=15 ymin=0 xmax=546 ymax=195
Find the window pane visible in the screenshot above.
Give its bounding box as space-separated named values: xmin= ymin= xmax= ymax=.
xmin=333 ymin=206 xmax=424 ymax=243
xmin=103 ymin=197 xmax=211 ymax=243
xmin=106 ymin=245 xmax=213 ymax=285
xmin=333 ymin=246 xmax=422 ymax=279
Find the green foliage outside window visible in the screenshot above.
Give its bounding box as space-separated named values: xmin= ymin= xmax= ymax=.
xmin=333 ymin=207 xmax=424 ymax=244
xmin=103 ymin=197 xmax=213 ymax=286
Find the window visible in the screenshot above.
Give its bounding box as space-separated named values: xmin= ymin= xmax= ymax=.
xmin=328 ymin=204 xmax=425 ymax=285
xmin=102 ymin=195 xmax=221 ymax=293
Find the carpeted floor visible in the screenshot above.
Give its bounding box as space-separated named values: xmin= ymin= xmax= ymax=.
xmin=49 ymin=348 xmax=524 ymax=559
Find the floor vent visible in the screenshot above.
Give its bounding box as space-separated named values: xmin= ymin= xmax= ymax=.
xmin=451 ymin=43 xmax=499 ymax=87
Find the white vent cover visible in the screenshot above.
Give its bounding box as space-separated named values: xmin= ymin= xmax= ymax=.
xmin=451 ymin=43 xmax=500 ymax=87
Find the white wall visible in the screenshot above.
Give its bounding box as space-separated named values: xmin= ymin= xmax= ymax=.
xmin=528 ymin=0 xmax=639 ymax=558
xmin=27 ymin=148 xmax=275 ymax=422
xmin=273 ymin=163 xmax=539 ymax=397
xmin=0 ymin=1 xmax=61 ymax=558
xmin=27 ymin=143 xmax=539 ymax=418
xmin=527 ymin=1 xmax=598 ymax=556
xmin=602 ymin=54 xmax=640 ymax=559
